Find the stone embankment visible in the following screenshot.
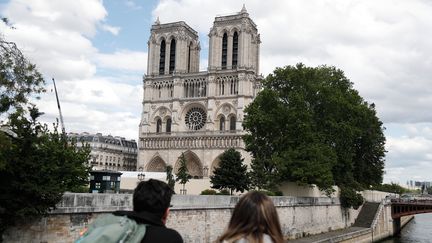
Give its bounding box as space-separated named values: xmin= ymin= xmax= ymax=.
xmin=3 ymin=190 xmax=396 ymax=243
xmin=288 ymin=200 xmax=413 ymax=243
xmin=4 ymin=193 xmax=360 ymax=242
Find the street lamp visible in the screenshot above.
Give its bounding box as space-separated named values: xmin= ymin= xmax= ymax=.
xmin=137 ymin=167 xmax=145 ymax=181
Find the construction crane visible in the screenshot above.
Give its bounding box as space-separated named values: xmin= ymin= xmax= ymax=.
xmin=52 ymin=78 xmax=66 ymax=135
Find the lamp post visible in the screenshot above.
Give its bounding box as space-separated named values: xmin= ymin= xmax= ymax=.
xmin=137 ymin=167 xmax=145 ymax=182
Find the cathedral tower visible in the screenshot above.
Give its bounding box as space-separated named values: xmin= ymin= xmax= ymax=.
xmin=208 ymin=5 xmax=260 ymax=73
xmin=138 ymin=7 xmax=262 ymax=193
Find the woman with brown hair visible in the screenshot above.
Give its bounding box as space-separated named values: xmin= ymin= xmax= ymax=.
xmin=217 ymin=191 xmax=284 ymax=243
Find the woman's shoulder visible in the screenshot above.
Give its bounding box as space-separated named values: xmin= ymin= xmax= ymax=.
xmin=227 ymin=234 xmax=274 ymax=243
xmin=262 ymin=234 xmax=273 ymax=243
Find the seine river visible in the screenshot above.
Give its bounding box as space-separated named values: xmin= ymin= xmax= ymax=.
xmin=380 ymin=213 xmax=432 ymax=243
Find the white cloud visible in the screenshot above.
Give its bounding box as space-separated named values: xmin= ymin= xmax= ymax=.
xmin=95 ymin=50 xmax=147 ymax=72
xmin=124 ymin=0 xmax=142 ymax=10
xmin=0 ymin=0 xmax=143 ymax=140
xmin=101 ymin=24 xmax=121 ymax=35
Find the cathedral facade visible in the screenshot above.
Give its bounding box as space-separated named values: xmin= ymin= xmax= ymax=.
xmin=138 ymin=6 xmax=262 ymax=178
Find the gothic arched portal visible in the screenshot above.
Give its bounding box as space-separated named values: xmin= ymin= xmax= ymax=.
xmin=146 ymin=156 xmax=167 ymax=172
xmin=210 ymin=155 xmax=222 ymax=176
xmin=174 ymin=151 xmax=203 ymax=178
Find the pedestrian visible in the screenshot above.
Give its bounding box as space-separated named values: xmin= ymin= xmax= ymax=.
xmin=217 ymin=191 xmax=284 ymax=243
xmin=77 ymin=179 xmax=183 ymax=243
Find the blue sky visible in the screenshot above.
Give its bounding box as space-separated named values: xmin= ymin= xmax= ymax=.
xmin=1 ymin=0 xmax=432 ymax=185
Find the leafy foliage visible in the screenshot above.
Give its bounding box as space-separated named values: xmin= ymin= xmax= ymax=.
xmin=200 ymin=189 xmax=217 ymax=195
xmin=210 ymin=148 xmax=250 ymax=195
xmin=340 ymin=187 xmax=364 ymax=209
xmin=166 ymin=165 xmax=175 ymax=191
xmin=0 ymin=107 xmax=91 ymax=235
xmin=243 ymin=63 xmax=386 ymax=206
xmin=372 ymin=183 xmax=408 ymax=195
xmin=255 ymin=190 xmax=283 ymax=196
xmin=175 ymin=153 xmax=191 ymax=193
xmin=0 ymin=36 xmax=45 ymax=115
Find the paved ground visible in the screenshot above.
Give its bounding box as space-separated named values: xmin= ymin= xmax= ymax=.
xmin=286 ymin=227 xmax=369 ymax=242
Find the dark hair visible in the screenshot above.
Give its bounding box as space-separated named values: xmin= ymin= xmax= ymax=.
xmin=218 ymin=191 xmax=284 ymax=243
xmin=133 ymin=179 xmax=174 ymax=216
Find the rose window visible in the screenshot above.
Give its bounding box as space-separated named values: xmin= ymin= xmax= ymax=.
xmin=185 ymin=107 xmax=207 ymax=130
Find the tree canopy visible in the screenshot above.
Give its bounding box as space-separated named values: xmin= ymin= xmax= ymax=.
xmin=0 ymin=107 xmax=91 ymax=235
xmin=0 ymin=34 xmax=90 ymax=235
xmin=0 ymin=36 xmax=45 ymax=115
xmin=210 ymin=148 xmax=250 ymax=195
xmin=243 ymin=63 xmax=386 ymax=207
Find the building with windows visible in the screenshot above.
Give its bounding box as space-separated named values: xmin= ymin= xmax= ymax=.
xmin=138 ymin=6 xmax=261 ymax=178
xmin=68 ymin=132 xmax=138 ymax=171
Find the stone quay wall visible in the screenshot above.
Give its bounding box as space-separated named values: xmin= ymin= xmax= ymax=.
xmin=3 ymin=193 xmax=362 ymax=243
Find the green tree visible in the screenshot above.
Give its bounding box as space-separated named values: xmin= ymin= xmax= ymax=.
xmin=243 ymin=63 xmax=386 ymax=206
xmin=210 ymin=148 xmax=250 ymax=195
xmin=0 ymin=36 xmax=45 ymax=115
xmin=0 ymin=107 xmax=91 ymax=236
xmin=166 ymin=165 xmax=175 ymax=191
xmin=175 ymin=153 xmax=191 ymax=194
xmin=0 ymin=35 xmax=90 ymax=237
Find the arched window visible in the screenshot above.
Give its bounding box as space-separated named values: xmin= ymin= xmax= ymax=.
xmin=232 ymin=32 xmax=238 ymax=68
xmin=169 ymin=39 xmax=176 ymax=74
xmin=159 ymin=40 xmax=166 ymax=75
xmin=188 ymin=42 xmax=192 ymax=72
xmin=221 ymin=33 xmax=228 ymax=69
xmin=156 ymin=119 xmax=162 ymax=133
xmin=166 ymin=118 xmax=172 ymax=133
xmin=219 ymin=116 xmax=225 ymax=131
xmin=230 ymin=116 xmax=236 ymax=131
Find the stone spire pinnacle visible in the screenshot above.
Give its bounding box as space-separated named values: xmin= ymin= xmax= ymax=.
xmin=154 ymin=17 xmax=160 ymax=25
xmin=241 ymin=4 xmax=247 ymax=13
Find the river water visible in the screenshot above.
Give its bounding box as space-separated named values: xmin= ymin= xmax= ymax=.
xmin=380 ymin=213 xmax=432 ymax=243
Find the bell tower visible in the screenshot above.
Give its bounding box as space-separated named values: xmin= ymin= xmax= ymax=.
xmin=147 ymin=18 xmax=200 ymax=76
xmin=208 ymin=5 xmax=260 ymax=73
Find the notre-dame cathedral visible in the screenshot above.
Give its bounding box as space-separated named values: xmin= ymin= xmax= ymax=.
xmin=138 ymin=6 xmax=261 ymax=179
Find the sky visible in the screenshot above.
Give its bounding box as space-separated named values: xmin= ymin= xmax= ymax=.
xmin=1 ymin=0 xmax=432 ymax=185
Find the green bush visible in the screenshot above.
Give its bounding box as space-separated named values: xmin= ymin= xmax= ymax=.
xmin=340 ymin=187 xmax=364 ymax=209
xmin=217 ymin=189 xmax=230 ymax=195
xmin=255 ymin=190 xmax=283 ymax=196
xmin=200 ymin=189 xmax=217 ymax=195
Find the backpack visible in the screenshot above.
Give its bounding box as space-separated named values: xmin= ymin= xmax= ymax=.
xmin=75 ymin=214 xmax=147 ymax=243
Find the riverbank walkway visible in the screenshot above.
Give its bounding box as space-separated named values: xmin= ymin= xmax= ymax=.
xmin=287 ymin=202 xmax=380 ymax=242
xmin=287 ymin=226 xmax=369 ymax=242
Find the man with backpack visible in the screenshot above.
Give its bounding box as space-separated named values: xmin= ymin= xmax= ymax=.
xmin=77 ymin=179 xmax=183 ymax=243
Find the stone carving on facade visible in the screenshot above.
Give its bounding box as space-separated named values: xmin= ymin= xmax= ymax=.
xmin=159 ymin=107 xmax=167 ymax=117
xmin=232 ymin=100 xmax=238 ymax=106
xmin=209 ymin=27 xmax=217 ymax=37
xmin=237 ymin=113 xmax=243 ymax=121
xmin=223 ymin=104 xmax=231 ymax=115
xmin=178 ymin=30 xmax=188 ymax=41
xmin=147 ymin=156 xmax=166 ymax=172
xmin=151 ymin=105 xmax=157 ymax=110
